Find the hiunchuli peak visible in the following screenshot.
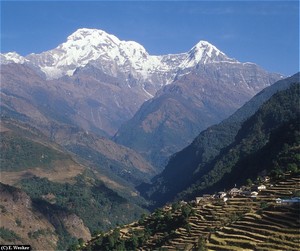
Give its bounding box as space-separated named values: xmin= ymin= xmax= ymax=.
xmin=179 ymin=40 xmax=236 ymax=69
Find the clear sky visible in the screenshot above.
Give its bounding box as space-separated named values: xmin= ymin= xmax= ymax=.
xmin=1 ymin=0 xmax=299 ymax=76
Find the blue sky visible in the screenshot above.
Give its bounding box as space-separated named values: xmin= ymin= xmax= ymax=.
xmin=1 ymin=1 xmax=299 ymax=76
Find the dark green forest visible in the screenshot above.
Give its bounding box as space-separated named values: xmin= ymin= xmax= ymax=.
xmin=178 ymin=83 xmax=299 ymax=200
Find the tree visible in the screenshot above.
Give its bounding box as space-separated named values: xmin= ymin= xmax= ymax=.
xmin=182 ymin=204 xmax=192 ymax=219
xmin=197 ymin=236 xmax=207 ymax=251
xmin=108 ymin=235 xmax=115 ymax=249
xmin=129 ymin=234 xmax=139 ymax=249
xmin=185 ymin=222 xmax=191 ymax=234
xmin=287 ymin=163 xmax=298 ymax=173
xmin=171 ymin=202 xmax=180 ymax=212
xmin=78 ymin=238 xmax=84 ymax=245
xmin=166 ymin=211 xmax=172 ymax=221
xmin=138 ymin=213 xmax=147 ymax=224
xmin=246 ymin=178 xmax=253 ymax=186
xmin=112 ymin=228 xmax=120 ymax=240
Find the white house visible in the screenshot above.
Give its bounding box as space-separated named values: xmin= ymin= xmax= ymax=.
xmin=250 ymin=191 xmax=258 ymax=198
xmin=229 ymin=188 xmax=242 ymax=197
xmin=223 ymin=197 xmax=228 ymax=202
xmin=218 ymin=192 xmax=227 ymax=199
xmin=257 ymin=185 xmax=266 ymax=191
xmin=195 ymin=197 xmax=203 ymax=204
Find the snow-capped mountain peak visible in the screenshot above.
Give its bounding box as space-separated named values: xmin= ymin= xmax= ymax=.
xmin=65 ymin=28 xmax=121 ymax=50
xmin=68 ymin=28 xmax=118 ymax=42
xmin=2 ymin=28 xmax=239 ymax=84
xmin=0 ymin=52 xmax=27 ymax=64
xmin=24 ymin=28 xmax=157 ymax=79
xmin=193 ymin=40 xmax=222 ymax=57
xmin=179 ymin=40 xmax=236 ymax=69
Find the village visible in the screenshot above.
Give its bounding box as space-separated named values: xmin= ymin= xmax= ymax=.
xmin=82 ymin=173 xmax=300 ymax=251
xmin=185 ymin=174 xmax=300 ymax=206
xmin=154 ymin=173 xmax=300 ymax=250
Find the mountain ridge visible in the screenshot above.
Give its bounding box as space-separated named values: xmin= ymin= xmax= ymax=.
xmin=1 ymin=28 xmax=268 ymax=86
xmin=138 ymin=73 xmax=299 ymax=205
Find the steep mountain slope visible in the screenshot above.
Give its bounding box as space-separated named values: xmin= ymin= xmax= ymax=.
xmin=0 ymin=62 xmax=150 ymax=137
xmin=114 ymin=61 xmax=283 ymax=167
xmin=57 ymin=125 xmax=156 ymax=186
xmin=0 ymin=124 xmax=92 ymax=250
xmin=0 ymin=182 xmax=91 ymax=250
xmin=80 ymin=173 xmax=300 ymax=251
xmin=0 ymin=112 xmax=155 ymax=193
xmin=138 ymin=74 xmax=299 ymax=207
xmin=0 ymin=120 xmax=148 ymax=249
xmin=179 ymin=82 xmax=299 ymax=198
xmin=0 ymin=60 xmax=157 ymax=201
xmin=0 ymin=119 xmax=85 ymax=183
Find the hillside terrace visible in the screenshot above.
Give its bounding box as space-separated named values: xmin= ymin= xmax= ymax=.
xmin=81 ymin=173 xmax=300 ymax=251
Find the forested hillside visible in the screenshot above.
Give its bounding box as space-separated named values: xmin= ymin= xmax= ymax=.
xmin=0 ymin=120 xmax=147 ymax=250
xmin=178 ymin=82 xmax=299 ymax=200
xmin=139 ymin=74 xmax=299 ymax=207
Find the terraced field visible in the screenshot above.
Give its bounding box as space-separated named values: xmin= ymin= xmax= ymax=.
xmin=81 ymin=174 xmax=300 ymax=251
xmin=207 ymin=204 xmax=299 ymax=251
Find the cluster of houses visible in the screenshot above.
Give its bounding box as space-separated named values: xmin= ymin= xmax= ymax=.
xmin=161 ymin=175 xmax=300 ymax=216
xmin=192 ymin=175 xmax=300 ymax=206
xmin=194 ymin=183 xmax=268 ymax=204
